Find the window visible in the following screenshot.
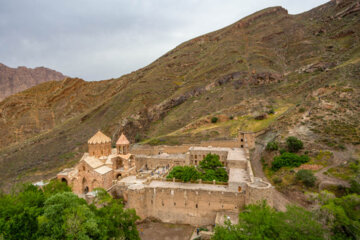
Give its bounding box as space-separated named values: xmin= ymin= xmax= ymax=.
xmin=196 ymin=204 xmax=198 ymax=208
xmin=241 ymin=145 xmax=244 ymax=148
xmin=174 ymin=202 xmax=176 ymax=206
xmin=241 ymin=138 xmax=244 ymax=142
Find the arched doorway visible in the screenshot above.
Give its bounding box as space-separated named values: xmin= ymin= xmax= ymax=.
xmin=61 ymin=178 xmax=68 ymax=185
xmin=82 ymin=177 xmax=89 ymax=194
xmin=116 ymin=173 xmax=122 ymax=180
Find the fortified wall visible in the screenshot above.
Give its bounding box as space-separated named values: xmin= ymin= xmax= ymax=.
xmin=57 ymin=129 xmax=273 ymax=226
xmin=118 ymin=178 xmax=272 ymax=226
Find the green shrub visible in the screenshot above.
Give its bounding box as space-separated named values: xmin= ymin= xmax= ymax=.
xmin=273 ymin=177 xmax=282 ymax=184
xmin=272 ymin=152 xmax=309 ymax=171
xmin=296 ymin=170 xmax=316 ymax=187
xmin=211 ymin=117 xmax=218 ymax=123
xmin=166 ymin=166 xmax=199 ymax=182
xmin=267 ymin=109 xmax=275 ymax=114
xmin=200 ymin=154 xmax=222 ymax=169
xmin=229 ymin=116 xmax=234 ymax=120
xmin=286 ymin=136 xmax=304 ymax=153
xmin=266 ymin=141 xmax=279 ymax=151
xmin=279 ymin=148 xmax=287 ymax=154
xmin=167 ymin=154 xmax=228 ymax=182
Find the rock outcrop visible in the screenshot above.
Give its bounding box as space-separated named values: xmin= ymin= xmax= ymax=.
xmin=0 ymin=63 xmax=66 ymax=101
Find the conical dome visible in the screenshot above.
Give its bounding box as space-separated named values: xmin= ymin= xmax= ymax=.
xmin=116 ymin=133 xmax=130 ymax=145
xmin=88 ymin=131 xmax=111 ymax=144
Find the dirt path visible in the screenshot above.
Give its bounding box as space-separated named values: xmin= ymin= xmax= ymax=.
xmin=315 ymin=150 xmax=351 ymax=189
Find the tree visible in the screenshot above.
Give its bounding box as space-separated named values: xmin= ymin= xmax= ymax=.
xmin=266 ymin=141 xmax=279 ymax=151
xmin=43 ymin=179 xmax=72 ymax=198
xmin=286 ymin=136 xmax=304 ymax=153
xmin=318 ymin=193 xmax=360 ymax=239
xmin=200 ymin=154 xmax=223 ymax=170
xmin=211 ymin=117 xmax=218 ymax=123
xmin=296 ymin=170 xmax=317 ymax=187
xmin=272 ymin=152 xmax=309 ymax=171
xmin=213 ymin=201 xmax=325 ymax=240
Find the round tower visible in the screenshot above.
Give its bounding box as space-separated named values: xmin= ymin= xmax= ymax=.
xmin=116 ymin=133 xmax=130 ymax=155
xmin=88 ymin=130 xmax=112 ymax=158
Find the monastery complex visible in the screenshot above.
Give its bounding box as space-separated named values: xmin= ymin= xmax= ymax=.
xmin=57 ymin=130 xmax=273 ymax=226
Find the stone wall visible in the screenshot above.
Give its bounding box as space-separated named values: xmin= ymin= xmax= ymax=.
xmin=135 ymin=155 xmax=188 ymax=170
xmin=245 ymin=179 xmax=274 ymax=206
xmin=88 ymin=142 xmax=111 ymax=158
xmin=131 ymin=139 xmax=240 ymax=156
xmin=126 ymin=185 xmax=245 ymax=226
xmin=59 ymin=161 xmax=113 ymax=194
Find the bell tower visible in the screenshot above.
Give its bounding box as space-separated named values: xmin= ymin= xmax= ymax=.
xmin=116 ymin=133 xmax=130 ymax=155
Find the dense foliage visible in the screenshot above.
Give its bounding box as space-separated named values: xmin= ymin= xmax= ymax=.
xmin=286 ymin=136 xmax=304 ymax=153
xmin=0 ymin=180 xmax=140 ymax=240
xmin=167 ymin=154 xmax=228 ymax=182
xmin=213 ymin=201 xmax=324 ymax=240
xmin=266 ymin=141 xmax=279 ymax=151
xmin=296 ymin=169 xmax=317 ymax=187
xmin=213 ymin=194 xmax=360 ymax=240
xmin=272 ymin=152 xmax=309 ymax=171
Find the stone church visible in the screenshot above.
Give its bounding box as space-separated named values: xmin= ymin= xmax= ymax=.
xmin=57 ymin=131 xmax=136 ymax=194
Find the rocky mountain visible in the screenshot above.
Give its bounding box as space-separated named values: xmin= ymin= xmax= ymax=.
xmin=0 ymin=63 xmax=66 ymax=101
xmin=0 ymin=0 xmax=359 ymax=191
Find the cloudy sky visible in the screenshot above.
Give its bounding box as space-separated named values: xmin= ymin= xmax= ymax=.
xmin=0 ymin=0 xmax=329 ymax=81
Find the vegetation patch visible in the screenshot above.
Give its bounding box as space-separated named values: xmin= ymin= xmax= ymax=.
xmin=272 ymin=152 xmax=310 ymax=171
xmin=0 ymin=180 xmax=140 ymax=239
xmin=167 ymin=154 xmax=228 ymax=182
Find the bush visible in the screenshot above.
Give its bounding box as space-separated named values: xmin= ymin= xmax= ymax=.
xmin=211 ymin=117 xmax=218 ymax=123
xmin=166 ymin=166 xmax=199 ymax=182
xmin=266 ymin=141 xmax=279 ymax=151
xmin=279 ymin=148 xmax=287 ymax=154
xmin=167 ymin=154 xmax=228 ymax=182
xmin=267 ymin=109 xmax=275 ymax=114
xmin=296 ymin=170 xmax=316 ymax=187
xmin=273 ymin=177 xmax=282 ymax=184
xmin=286 ymin=136 xmax=303 ymax=153
xmin=272 ymin=152 xmax=309 ymax=171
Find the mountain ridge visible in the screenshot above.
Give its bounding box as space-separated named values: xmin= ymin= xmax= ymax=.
xmin=0 ymin=63 xmax=67 ymax=101
xmin=0 ymin=0 xmax=359 ymax=191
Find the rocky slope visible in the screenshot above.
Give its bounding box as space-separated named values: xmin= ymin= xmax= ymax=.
xmin=0 ymin=0 xmax=359 ymax=190
xmin=0 ymin=63 xmax=66 ymax=101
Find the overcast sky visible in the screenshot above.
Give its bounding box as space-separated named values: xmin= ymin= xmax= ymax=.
xmin=0 ymin=0 xmax=329 ymax=81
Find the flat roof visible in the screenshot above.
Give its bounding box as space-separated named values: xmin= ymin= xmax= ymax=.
xmin=189 ymin=146 xmax=232 ymax=152
xmin=135 ymin=153 xmax=187 ymax=159
xmin=227 ymin=150 xmax=247 ymax=161
xmin=229 ymin=168 xmax=250 ymax=183
xmin=94 ymin=165 xmax=112 ymax=175
xmin=84 ymin=156 xmax=104 ymax=169
xmin=147 ymin=180 xmax=229 ymax=192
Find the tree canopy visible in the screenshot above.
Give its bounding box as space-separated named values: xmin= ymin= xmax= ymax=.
xmin=0 ymin=180 xmax=140 ymax=240
xmin=166 ymin=154 xmax=228 ymax=182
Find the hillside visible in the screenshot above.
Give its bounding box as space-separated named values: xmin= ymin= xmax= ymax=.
xmin=0 ymin=63 xmax=66 ymax=101
xmin=0 ymin=0 xmax=359 ymax=192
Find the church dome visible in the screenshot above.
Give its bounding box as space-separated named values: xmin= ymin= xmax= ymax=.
xmin=88 ymin=131 xmax=111 ymax=144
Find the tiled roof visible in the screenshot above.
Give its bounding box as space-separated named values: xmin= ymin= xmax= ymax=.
xmin=88 ymin=131 xmax=111 ymax=144
xmin=116 ymin=133 xmax=130 ymax=145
